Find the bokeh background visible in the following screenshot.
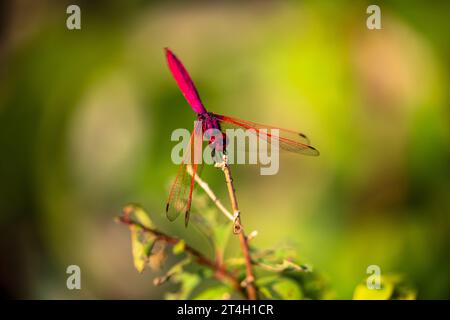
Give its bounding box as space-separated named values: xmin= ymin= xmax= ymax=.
xmin=0 ymin=0 xmax=449 ymax=299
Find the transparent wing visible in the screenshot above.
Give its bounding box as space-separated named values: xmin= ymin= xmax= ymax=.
xmin=165 ymin=161 xmax=193 ymax=223
xmin=166 ymin=121 xmax=203 ymax=226
xmin=212 ymin=113 xmax=319 ymax=156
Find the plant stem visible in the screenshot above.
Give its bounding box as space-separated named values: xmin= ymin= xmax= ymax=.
xmin=116 ymin=216 xmax=242 ymax=294
xmin=220 ymin=159 xmax=258 ymax=300
xmin=186 ymin=165 xmax=234 ymax=222
xmin=188 ymin=160 xmax=257 ymax=299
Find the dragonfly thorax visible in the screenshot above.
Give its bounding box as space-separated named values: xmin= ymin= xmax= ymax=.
xmin=198 ymin=113 xmax=227 ymax=152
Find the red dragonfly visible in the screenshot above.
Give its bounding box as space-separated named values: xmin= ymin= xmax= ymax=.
xmin=164 ymin=48 xmax=319 ymax=226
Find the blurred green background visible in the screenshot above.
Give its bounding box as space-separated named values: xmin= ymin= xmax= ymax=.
xmin=0 ymin=0 xmax=449 ymax=299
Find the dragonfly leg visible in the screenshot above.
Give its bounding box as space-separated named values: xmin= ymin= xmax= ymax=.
xmin=211 ymin=148 xmax=226 ymax=165
xmin=214 ymin=161 xmax=226 ymax=170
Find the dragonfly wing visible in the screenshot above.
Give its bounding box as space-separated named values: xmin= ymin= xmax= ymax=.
xmin=166 ymin=121 xmax=204 ymax=226
xmin=184 ymin=163 xmax=199 ymax=227
xmin=213 ymin=113 xmax=319 ymax=156
xmin=166 ymin=161 xmax=191 ymax=222
xmin=165 ymin=48 xmax=207 ymax=114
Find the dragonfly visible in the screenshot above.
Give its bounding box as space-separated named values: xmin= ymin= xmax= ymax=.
xmin=164 ymin=48 xmax=319 ymax=227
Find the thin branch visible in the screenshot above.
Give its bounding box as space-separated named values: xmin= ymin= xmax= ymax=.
xmin=116 ymin=216 xmax=242 ymax=294
xmin=217 ymin=156 xmax=258 ymax=300
xmin=185 ymin=159 xmax=257 ymax=299
xmin=186 ymin=165 xmax=234 ymax=222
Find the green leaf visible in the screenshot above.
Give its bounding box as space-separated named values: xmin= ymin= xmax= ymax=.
xmin=122 ymin=203 xmax=154 ymax=229
xmin=353 ymin=281 xmax=394 ymax=300
xmin=224 ymin=257 xmax=246 ymax=267
xmin=192 ymin=284 xmax=231 ymax=300
xmin=130 ymin=225 xmax=154 ymax=273
xmin=134 ymin=208 xmax=153 ymax=229
xmin=172 ymin=240 xmax=186 ymax=255
xmin=353 ymin=275 xmax=416 ymax=300
xmin=250 ymin=244 xmax=310 ymax=275
xmin=165 ymin=272 xmax=201 ymax=300
xmin=257 ymin=259 xmax=309 ymax=273
xmin=123 ymin=204 xmax=161 ymax=273
xmin=280 ymin=270 xmax=333 ymax=299
xmin=153 ymin=258 xmax=190 ymax=285
xmin=257 ymin=276 xmax=303 ymax=300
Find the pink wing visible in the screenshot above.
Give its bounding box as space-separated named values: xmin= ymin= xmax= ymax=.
xmin=213 ymin=113 xmax=320 ymax=156
xmin=165 ymin=48 xmax=207 ymax=114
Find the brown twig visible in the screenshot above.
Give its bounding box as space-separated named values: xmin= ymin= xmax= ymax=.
xmin=187 ymin=160 xmax=258 ymax=299
xmin=217 ymin=156 xmax=258 ymax=300
xmin=116 ymin=216 xmax=242 ymax=294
